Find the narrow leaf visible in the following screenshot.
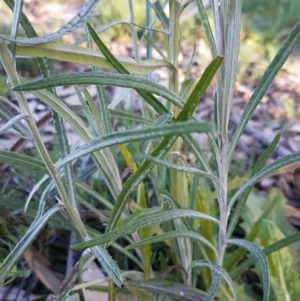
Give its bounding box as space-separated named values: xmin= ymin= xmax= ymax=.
xmin=137 ymin=155 xmax=222 ymax=187
xmin=227 ymin=239 xmax=270 ymax=301
xmin=125 ymin=230 xmax=217 ymax=255
xmin=56 ymin=122 xmax=213 ymax=169
xmin=0 ymin=150 xmax=47 ymax=173
xmin=230 ymin=232 xmax=300 ymax=278
xmin=227 ymin=132 xmax=282 ymax=238
xmin=13 ymin=42 xmax=172 ymax=75
xmin=228 ymin=151 xmax=300 ymax=212
xmin=0 ymin=102 xmax=30 ymax=138
xmin=87 ymin=22 xmax=172 ymax=115
xmin=189 ymin=260 xmax=236 ymax=301
xmin=105 ymin=57 xmax=222 ymax=232
xmin=177 ymin=56 xmax=223 ymax=121
xmin=72 ymin=209 xmax=220 ymax=250
xmin=3 ymin=0 xmax=101 ymax=45
xmin=228 ymin=20 xmax=300 ymax=161
xmin=91 ymin=245 xmax=123 ymax=287
xmin=0 ymin=114 xmax=25 ymax=135
xmin=126 ymin=279 xmax=209 ymax=301
xmin=195 ymin=0 xmax=217 ymax=57
xmin=151 ymin=0 xmax=169 ymax=31
xmin=0 ymin=204 xmax=63 ymax=283
xmin=12 ymin=72 xmax=185 ymax=112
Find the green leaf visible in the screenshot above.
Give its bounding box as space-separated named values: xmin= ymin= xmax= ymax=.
xmin=0 ymin=114 xmax=25 ymax=135
xmin=0 ymin=102 xmax=30 ymax=138
xmin=177 ymin=56 xmax=223 ymax=121
xmin=12 ymin=72 xmax=184 ymax=113
xmin=220 ymin=0 xmax=242 ymax=131
xmin=0 ymin=150 xmax=47 ymax=173
xmin=230 ymin=232 xmax=300 ymax=278
xmin=228 ymin=20 xmax=300 ymax=161
xmin=12 ymin=42 xmax=172 ymax=75
xmin=189 ymin=260 xmax=236 ymax=301
xmin=194 ymin=0 xmax=217 ymax=57
xmin=137 ymin=155 xmax=222 ymax=187
xmin=227 ymin=132 xmax=282 ymax=238
xmin=0 ymin=204 xmax=63 ymax=283
xmin=125 ymin=279 xmax=209 ymax=301
xmin=151 ymin=0 xmax=170 ymax=31
xmin=87 ymin=22 xmax=173 ymax=115
xmin=125 ymin=230 xmax=217 ymax=256
xmin=227 ymin=239 xmax=270 ymax=301
xmin=91 ymin=245 xmax=123 ymax=287
xmin=144 ymin=35 xmax=168 ymax=60
xmin=9 ymin=0 xmax=23 ymax=58
xmin=56 ymin=122 xmax=213 ymax=170
xmin=106 ymin=57 xmax=222 ymax=232
xmin=257 ymin=220 xmax=300 ymax=300
xmin=2 ymin=0 xmax=101 ymax=45
xmin=228 ymin=151 xmax=300 ymax=212
xmin=72 ymin=209 xmax=220 ymax=250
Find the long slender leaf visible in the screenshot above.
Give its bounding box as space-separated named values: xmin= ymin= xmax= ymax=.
xmin=189 ymin=260 xmax=236 ymax=301
xmin=151 ymin=0 xmax=169 ymax=31
xmin=195 ymin=0 xmax=217 ymax=57
xmin=227 ymin=239 xmax=270 ymax=301
xmin=72 ymin=209 xmax=220 ymax=250
xmin=105 ymin=57 xmax=222 ymax=232
xmin=9 ymin=0 xmax=23 ymax=58
xmin=0 ymin=102 xmax=30 ymax=138
xmin=227 ymin=132 xmax=282 ymax=238
xmin=137 ymin=155 xmax=222 ymax=187
xmin=230 ymin=232 xmax=300 ymax=278
xmin=0 ymin=114 xmax=25 ymax=135
xmin=13 ymin=72 xmax=186 ymax=113
xmin=56 ymin=122 xmax=213 ymax=169
xmin=126 ymin=279 xmax=209 ymax=301
xmin=228 ymin=151 xmax=300 ymax=212
xmin=228 ymin=20 xmax=300 ymax=161
xmin=0 ymin=204 xmax=63 ymax=283
xmin=2 ymin=0 xmax=101 ymax=45
xmin=12 ymin=42 xmax=172 ymax=75
xmin=0 ymin=150 xmax=47 ymax=173
xmin=91 ymin=246 xmax=123 ymax=287
xmin=125 ymin=230 xmax=217 ymax=255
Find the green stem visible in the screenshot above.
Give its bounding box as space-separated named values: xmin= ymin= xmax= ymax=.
xmin=0 ymin=39 xmax=88 ymax=239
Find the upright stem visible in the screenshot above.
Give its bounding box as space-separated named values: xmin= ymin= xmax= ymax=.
xmin=168 ymin=4 xmax=179 ymax=195
xmin=216 ymin=138 xmax=228 ymax=265
xmin=0 ymin=40 xmax=88 ymax=240
xmin=213 ymin=0 xmax=228 ymax=266
xmin=127 ymin=0 xmax=140 ymax=62
xmin=169 ymin=1 xmax=181 ymax=203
